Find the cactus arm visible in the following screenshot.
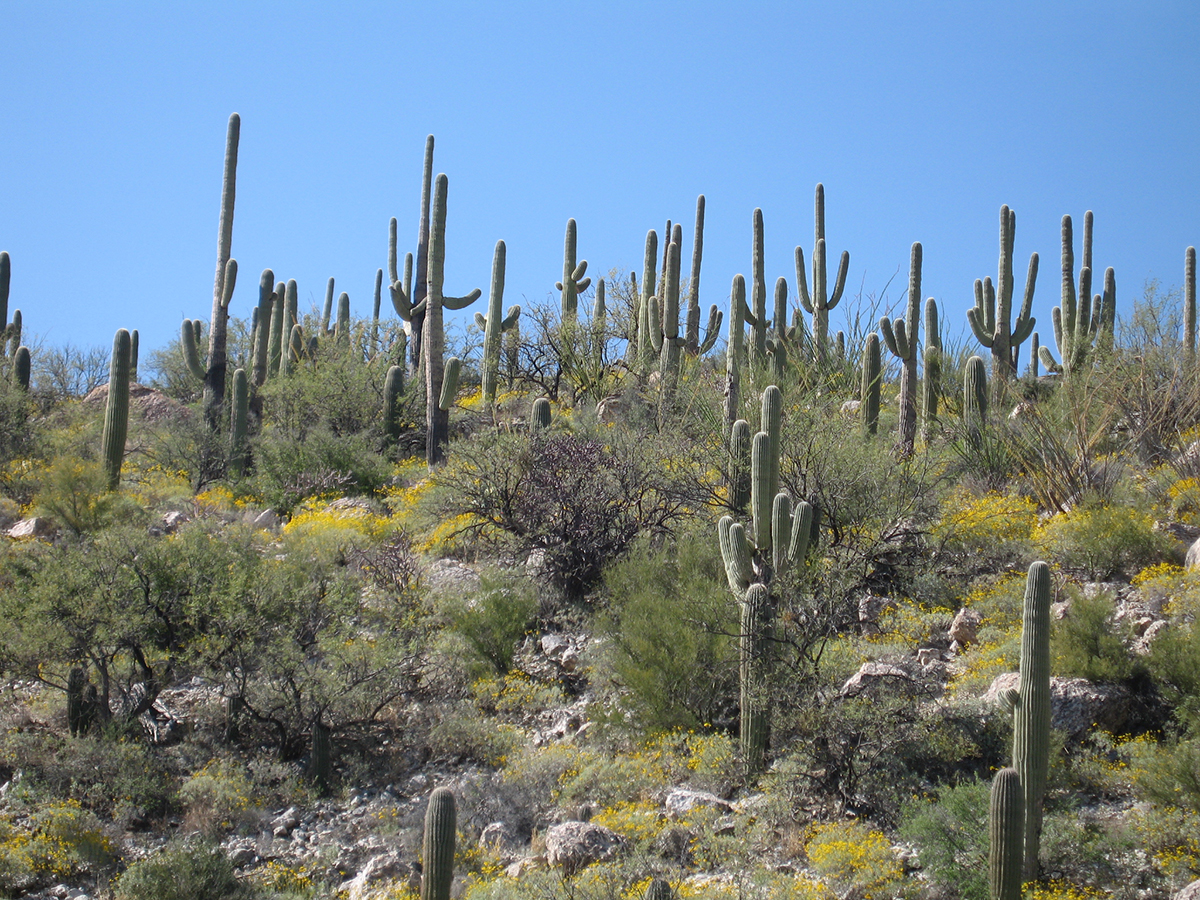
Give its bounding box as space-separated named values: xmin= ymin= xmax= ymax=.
xmin=967 ymin=278 xmax=996 ymax=347
xmin=740 ymin=583 xmax=771 ymax=774
xmin=785 ymin=500 xmax=814 ymax=570
xmin=828 ymin=250 xmax=850 ymax=309
xmin=480 ymin=240 xmax=507 ymax=403
xmin=699 ymin=305 xmax=723 ymax=354
xmin=795 ymin=245 xmax=813 ymax=314
xmin=729 ymin=418 xmax=751 ymax=511
xmin=439 ymin=357 xmax=461 ymax=411
xmin=383 ymin=365 xmax=404 ymax=447
xmin=770 ymin=493 xmax=792 ymax=577
xmin=862 ymin=332 xmax=881 ymax=435
xmin=321 ymin=277 xmax=335 ymax=334
xmin=925 ymin=296 xmax=941 ymax=353
xmin=761 ymin=384 xmax=782 ymax=502
xmin=722 ymin=274 xmax=746 ymax=438
xmin=750 ymin=432 xmax=773 ymax=551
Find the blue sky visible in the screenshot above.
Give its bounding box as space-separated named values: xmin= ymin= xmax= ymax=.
xmin=3 ymin=2 xmax=1198 ymax=365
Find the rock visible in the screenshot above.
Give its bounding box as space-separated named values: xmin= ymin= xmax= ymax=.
xmin=543 ymin=821 xmax=627 ymax=875
xmin=1137 ymin=620 xmax=1170 ymax=653
xmin=983 ymin=674 xmax=1135 ymax=739
xmin=479 ymin=822 xmax=521 ymax=861
xmin=664 ymin=788 xmax=732 ymax=819
xmin=84 ymin=382 xmax=188 ymax=424
xmin=271 ymin=807 xmax=301 ymax=838
xmin=560 ymin=647 xmax=580 ymax=672
xmin=342 ymin=852 xmax=411 ymax=900
xmin=161 ymin=510 xmax=189 ymax=533
xmin=916 ymin=648 xmax=942 ymax=668
xmin=857 ymin=593 xmax=887 ymax=633
xmin=252 ymin=508 xmax=282 ymax=531
xmin=1188 ymin=536 xmax=1200 ymax=570
xmin=1175 ymin=879 xmax=1200 ymax=900
xmin=653 ymin=826 xmax=693 ymax=864
xmin=540 ymin=634 xmax=571 ymax=661
xmin=6 ymin=516 xmax=57 ymax=541
xmin=841 ymin=662 xmax=923 ymax=698
xmin=505 ymin=856 xmax=545 ymax=878
xmin=841 ymin=399 xmax=862 ymax=415
xmin=424 ymin=558 xmax=482 ymax=597
xmin=948 ymin=608 xmax=980 ymax=647
xmin=596 ymin=393 xmax=644 ymax=426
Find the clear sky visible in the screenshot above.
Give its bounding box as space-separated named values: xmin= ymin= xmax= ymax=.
xmin=3 ymin=1 xmax=1198 ymax=364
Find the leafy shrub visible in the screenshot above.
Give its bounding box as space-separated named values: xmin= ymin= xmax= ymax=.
xmin=114 ymin=840 xmax=245 ymax=900
xmin=1146 ymin=613 xmax=1200 ymax=732
xmin=1033 ymin=502 xmax=1175 ymax=580
xmin=1051 ymin=587 xmax=1140 ymax=683
xmin=0 ymin=799 xmax=115 ymax=892
xmin=931 ymin=488 xmax=1036 ymax=569
xmin=439 ymin=571 xmax=538 ymax=675
xmin=804 ymin=819 xmax=905 ymax=899
xmin=898 ymin=778 xmax=989 ymax=900
xmin=178 ymin=759 xmax=257 ymax=836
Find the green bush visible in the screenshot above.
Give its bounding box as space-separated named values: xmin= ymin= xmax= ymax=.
xmin=114 ymin=840 xmax=245 ymax=900
xmin=1051 ymin=587 xmax=1140 ymax=683
xmin=898 ymin=778 xmax=990 ymax=900
xmin=1033 ymin=501 xmax=1175 ymax=580
xmin=439 ymin=570 xmax=538 ymax=676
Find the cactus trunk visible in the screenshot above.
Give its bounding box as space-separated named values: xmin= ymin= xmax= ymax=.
xmin=989 ymin=767 xmax=1024 ymax=900
xmin=422 ymin=788 xmax=456 ymax=900
xmin=102 ymin=329 xmax=132 ymax=491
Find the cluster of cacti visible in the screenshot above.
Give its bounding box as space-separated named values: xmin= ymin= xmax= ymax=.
xmin=387 ymin=135 xmax=435 ymax=372
xmin=101 ymin=328 xmax=133 ymax=491
xmin=995 ymin=560 xmax=1052 ymax=881
xmin=796 ymin=184 xmax=850 ymax=362
xmin=0 ymin=253 xmax=31 ymax=389
xmin=421 ymin=787 xmax=456 ymax=900
xmin=556 ymin=219 xmax=591 ymax=321
xmin=473 ymin=240 xmax=521 ymax=405
xmin=879 ymin=242 xmax=924 ymax=452
xmin=968 ymin=205 xmax=1038 ymax=382
xmin=717 ymin=385 xmax=814 ymax=773
xmin=424 ymin=173 xmax=481 ymax=466
xmin=1039 ymin=212 xmax=1116 ymax=375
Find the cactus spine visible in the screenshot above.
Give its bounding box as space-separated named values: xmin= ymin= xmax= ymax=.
xmin=989 ymin=767 xmax=1024 ymax=900
xmin=557 ymin=218 xmax=591 ymax=320
xmin=203 ymin=113 xmax=239 ymax=429
xmin=968 ymin=205 xmax=1038 ymax=381
xmin=421 ymin=787 xmax=456 ymax=900
xmin=921 ymin=298 xmax=942 ymax=442
xmin=102 ymin=329 xmax=132 ymax=491
xmin=1186 ymin=246 xmax=1197 ymax=363
xmin=473 ymin=241 xmax=520 ymax=404
xmin=796 ymin=184 xmax=850 ymax=362
xmin=424 ymin=173 xmax=481 ymax=467
xmin=1039 ymin=212 xmax=1115 ymax=375
xmin=879 ymin=243 xmax=923 ymax=452
xmin=862 ymin=332 xmax=882 ymax=436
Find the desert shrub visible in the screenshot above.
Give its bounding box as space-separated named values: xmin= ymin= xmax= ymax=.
xmin=0 ymin=799 xmax=115 ymax=892
xmin=1051 ymin=587 xmax=1141 ymax=683
xmin=804 ymin=819 xmax=905 ymax=899
xmin=250 ymin=424 xmax=392 ymax=514
xmin=32 ymin=456 xmax=145 ymax=536
xmin=596 ymin=530 xmax=738 ymax=735
xmin=1145 ymin=614 xmax=1200 ymax=732
xmin=114 ymin=840 xmax=245 ymax=900
xmin=1033 ymin=501 xmax=1175 ymax=580
xmin=1128 ymin=805 xmax=1200 ymax=891
xmin=898 ymin=778 xmax=989 ymax=900
xmin=438 ymin=570 xmax=538 ymax=676
xmin=178 ymin=759 xmax=258 ymax=836
xmin=930 ymin=488 xmax=1036 ymax=569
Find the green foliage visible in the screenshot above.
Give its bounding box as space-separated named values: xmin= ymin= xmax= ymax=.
xmin=803 ymin=819 xmax=905 ymax=899
xmin=1050 ymin=587 xmax=1139 ymax=683
xmin=898 ymin=778 xmax=990 ymax=900
xmin=1033 ymin=501 xmax=1175 ymax=580
xmin=114 ymin=840 xmax=245 ymax=900
xmin=439 ymin=570 xmax=537 ymax=676
xmin=597 ymin=530 xmax=738 ymax=735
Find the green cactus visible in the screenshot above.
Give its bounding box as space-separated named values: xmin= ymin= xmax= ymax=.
xmin=722 ymin=275 xmax=748 ymax=437
xmin=130 ymin=330 xmax=139 ymax=384
xmin=657 ymin=240 xmax=688 ymax=398
xmin=644 ymin=878 xmax=673 ymax=900
xmin=964 ymin=354 xmax=989 ymax=443
xmin=102 ymin=329 xmax=132 ymax=491
xmin=997 ymin=560 xmax=1052 ymax=881
xmin=424 ymin=173 xmax=482 ymax=467
xmin=685 ymin=195 xmax=706 ymax=354
xmin=252 ymin=269 xmax=275 ymax=387
xmin=184 ymin=257 xmax=239 ymax=408
xmin=310 ymin=719 xmax=332 ymax=796
xmin=879 ymin=242 xmax=923 ymax=452
xmin=321 ymin=277 xmax=335 ymax=335
xmin=862 ymin=332 xmax=882 ymax=436
xmin=796 ymin=183 xmax=850 ymax=362
xmin=531 ymin=397 xmax=552 ymax=431
xmin=67 ymin=666 xmax=88 ymax=737
xmin=335 ymin=291 xmax=351 ymax=345
xmin=7 ymin=310 xmax=21 ymax=359
xmin=230 ymin=368 xmax=249 ymax=477
xmin=0 ymin=251 xmax=10 ymax=354
xmin=473 ymin=240 xmax=521 ymax=404
xmin=728 ymin=418 xmax=752 ymax=512
xmin=202 ymin=113 xmax=240 ymax=430
xmin=750 ymin=209 xmax=769 ymax=364
xmin=268 ymin=280 xmax=286 ymax=376
xmin=1186 ymin=247 xmax=1196 ymax=363
xmin=557 ymin=218 xmax=591 ymax=321
xmin=12 ymin=346 xmax=30 ymax=391
xmin=388 ymin=216 xmax=420 ymax=335
xmin=399 ymin=135 xmax=436 ymax=371
xmin=422 ymin=787 xmax=456 ymax=900
xmin=1029 ymin=332 xmax=1040 ymax=379
xmin=989 ymin=767 xmax=1024 ymax=900
xmin=383 ymin=365 xmax=405 ymax=448
xmin=637 ymin=230 xmax=659 ymax=375
xmin=740 ymin=583 xmax=772 ymax=774
xmin=1038 ymin=212 xmax=1115 ymax=375
xmin=921 ymin=298 xmax=942 ymax=442
xmin=439 ymin=357 xmax=462 ymax=411
xmin=968 ymin=205 xmax=1038 ymax=381
xmin=371 ymin=268 xmax=384 ymax=355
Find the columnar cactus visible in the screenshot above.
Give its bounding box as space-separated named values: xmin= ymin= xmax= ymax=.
xmin=252 ymin=269 xmax=275 ymax=387
xmin=750 ymin=209 xmax=769 ymax=364
xmin=968 ymin=205 xmax=1038 ymax=382
xmin=531 ymin=397 xmax=552 ymax=431
xmin=685 ymin=195 xmax=706 ymax=355
xmin=879 ymin=242 xmax=923 ymax=452
xmin=921 ymin=298 xmax=942 ymax=442
xmin=556 ymin=218 xmax=591 ymax=320
xmin=728 ymin=418 xmax=752 ymax=511
xmin=636 ymin=230 xmax=659 ymax=376
xmin=424 ymin=173 xmax=482 ymax=467
xmin=393 ymin=135 xmax=436 ymax=371
xmin=184 ymin=257 xmax=238 ymax=406
xmin=656 ymin=240 xmax=687 ymax=398
xmin=989 ymin=767 xmax=1024 ymax=900
xmin=439 ymin=357 xmax=462 ymax=411
xmin=1186 ymin=246 xmax=1197 ymax=363
xmin=12 ymin=346 xmax=30 ymax=391
xmin=1039 ymin=212 xmax=1115 ymax=375
xmin=388 ymin=216 xmax=419 ymax=339
xmin=474 ymin=240 xmax=520 ymax=404
xmin=203 ymin=112 xmax=240 ymax=429
xmin=422 ymin=787 xmax=456 ymax=900
xmin=371 ymin=268 xmax=384 ymax=355
xmin=997 ymin=560 xmax=1052 ymax=881
xmin=1029 ymin=332 xmax=1040 ymax=379
xmin=383 ymin=365 xmax=405 ymax=448
xmin=0 ymin=251 xmax=11 ymax=357
xmin=862 ymin=332 xmax=882 ymax=436
xmin=796 ymin=184 xmax=850 ymax=362
xmin=645 ymin=878 xmax=673 ymax=900
xmin=321 ymin=277 xmax=336 ymax=335
xmin=964 ymin=354 xmax=989 ymax=443
xmin=67 ymin=667 xmax=88 ymax=737
xmin=102 ymin=329 xmax=132 ymax=491
xmin=229 ymin=368 xmax=249 ymax=477
xmin=722 ymin=275 xmax=747 ymax=437
xmin=740 ymin=583 xmax=772 ymax=772
xmin=310 ymin=719 xmax=332 ymax=796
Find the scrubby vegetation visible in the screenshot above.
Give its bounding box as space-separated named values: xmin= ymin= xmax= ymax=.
xmin=1 ymin=122 xmax=1199 ymax=899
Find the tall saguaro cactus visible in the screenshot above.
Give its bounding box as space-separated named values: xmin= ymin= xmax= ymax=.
xmin=723 ymin=275 xmax=748 ymax=437
xmin=989 ymin=767 xmax=1024 ymax=900
xmin=922 ymin=298 xmax=942 ymax=442
xmin=204 ymin=112 xmax=240 ymax=429
xmin=0 ymin=251 xmax=20 ymax=361
xmin=636 ymin=230 xmax=659 ymax=375
xmin=862 ymin=332 xmax=882 ymax=436
xmin=879 ymin=242 xmax=923 ymax=452
xmin=424 ymin=174 xmax=481 ymax=467
xmin=474 ymin=240 xmax=521 ymax=405
xmin=1039 ymin=212 xmax=1115 ymax=375
xmin=997 ymin=560 xmax=1052 ymax=882
xmin=750 ymin=209 xmax=769 ymax=364
xmin=557 ymin=218 xmax=591 ymax=320
xmin=422 ymin=788 xmax=457 ymax=900
xmin=1185 ymin=246 xmax=1197 ymax=363
xmin=796 ymin=184 xmax=850 ymax=362
xmin=685 ymin=195 xmax=706 ymax=354
xmin=968 ymin=205 xmax=1038 ymax=381
xmin=102 ymin=329 xmax=133 ymax=491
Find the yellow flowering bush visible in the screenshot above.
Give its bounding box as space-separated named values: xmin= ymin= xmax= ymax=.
xmin=1033 ymin=503 xmax=1173 ymax=580
xmin=804 ymin=820 xmax=904 ymax=899
xmin=0 ymin=800 xmax=114 ymax=891
xmin=931 ymin=488 xmax=1036 ymax=563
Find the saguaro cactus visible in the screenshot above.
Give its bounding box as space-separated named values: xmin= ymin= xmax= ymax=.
xmin=685 ymin=195 xmax=706 ymax=354
xmin=184 ymin=257 xmax=238 ymax=408
xmin=474 ymin=241 xmax=520 ymax=404
xmin=422 ymin=787 xmax=457 ymax=900
xmin=989 ymin=767 xmax=1024 ymax=900
xmin=796 ymin=184 xmax=850 ymax=362
xmin=102 ymin=329 xmax=132 ymax=491
xmin=921 ymin=298 xmax=942 ymax=442
xmin=393 ymin=135 xmax=436 ymax=371
xmin=424 ymin=173 xmax=482 ymax=467
xmin=530 ymin=397 xmax=552 ymax=431
xmin=722 ymin=275 xmax=748 ymax=437
xmin=251 ymin=269 xmax=275 ymax=388
xmin=382 ymin=365 xmax=405 ymax=448
xmin=879 ymin=242 xmax=923 ymax=452
xmin=229 ymin=368 xmax=249 ymax=477
xmin=636 ymin=230 xmax=659 ymax=375
xmin=656 ymin=240 xmax=687 ymax=398
xmin=964 ymin=354 xmax=989 ymax=444
xmin=1185 ymin=246 xmax=1197 ymax=363
xmin=750 ymin=209 xmax=769 ymax=364
xmin=1039 ymin=212 xmax=1115 ymax=375
xmin=968 ymin=205 xmax=1038 ymax=381
xmin=862 ymin=332 xmax=882 ymax=436
xmin=203 ymin=112 xmax=240 ymax=429
xmin=12 ymin=346 xmax=31 ymax=391
xmin=0 ymin=251 xmax=20 ymax=361
xmin=997 ymin=560 xmax=1052 ymax=881
xmin=557 ymin=218 xmax=591 ymax=320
